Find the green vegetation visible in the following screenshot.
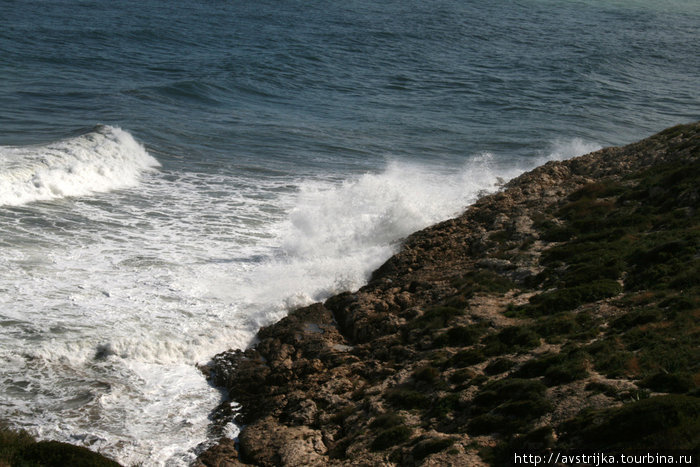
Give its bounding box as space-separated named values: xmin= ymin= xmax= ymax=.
xmin=1 ymin=424 xmax=34 ymax=465
xmin=585 ymin=381 xmax=619 ymax=398
xmin=532 ymin=312 xmax=600 ymax=343
xmin=513 ymin=346 xmax=589 ymax=386
xmin=384 ymin=387 xmax=429 ymax=409
xmin=428 ymin=394 xmax=461 ymax=420
xmin=412 ymin=366 xmax=441 ymax=384
xmin=525 ymin=280 xmax=622 ymax=314
xmin=411 ymin=437 xmax=455 ymax=461
xmin=483 ymin=358 xmax=515 ymax=375
xmin=452 ymin=270 xmax=516 ymax=297
xmin=368 ymin=127 xmax=700 ymax=458
xmin=522 ymin=158 xmax=699 ymax=316
xmin=1 ymin=424 xmax=120 ymax=467
xmin=410 ymin=305 xmax=464 ymax=332
xmin=432 ymin=324 xmax=486 ymax=347
xmin=467 ymin=379 xmax=551 ymax=436
xmin=557 ymin=395 xmax=700 ymax=450
xmin=370 ymin=425 xmax=412 ymax=451
xmin=369 ymin=412 xmax=405 ymax=430
xmin=640 ymin=373 xmax=695 ymax=394
xmin=482 ymin=326 xmax=540 ymax=356
xmin=446 ymin=348 xmax=486 ymax=368
xmin=449 ymin=368 xmax=475 ymax=384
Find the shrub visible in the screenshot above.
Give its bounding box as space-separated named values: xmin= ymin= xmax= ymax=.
xmin=533 ymin=312 xmax=600 ymax=342
xmin=412 ymin=438 xmax=455 ymax=461
xmin=452 ymin=270 xmax=515 ymax=296
xmin=543 ymin=358 xmax=588 ymax=386
xmin=433 ymin=325 xmax=485 ymax=347
xmin=370 ymin=425 xmax=412 ymax=451
xmin=369 ymin=412 xmax=405 ymax=430
xmin=527 ymin=280 xmax=622 ymax=314
xmin=412 ymin=366 xmax=440 ymax=384
xmin=482 ymin=326 xmax=540 ymax=355
xmin=0 ymin=424 xmax=34 ymax=464
xmin=411 ymin=306 xmax=464 ymax=331
xmin=448 ymin=348 xmax=486 ymax=368
xmin=639 ymin=372 xmax=695 ymax=394
xmin=587 ymin=339 xmax=635 ymax=378
xmin=512 ymin=349 xmax=588 ymax=386
xmin=469 ymin=399 xmax=551 ymax=435
xmin=468 ymin=379 xmax=551 ymax=435
xmin=585 ymin=382 xmax=618 ymax=397
xmin=1 ymin=426 xmax=121 ymax=467
xmin=385 ymin=388 xmax=429 ymax=409
xmin=484 ymin=358 xmax=516 ymax=375
xmin=429 ymin=394 xmax=461 ymax=419
xmin=557 ymin=395 xmax=700 ymax=450
xmin=449 ymin=368 xmax=475 ymax=384
xmin=610 ymin=308 xmax=663 ymax=331
xmin=15 ymin=440 xmax=121 ymax=467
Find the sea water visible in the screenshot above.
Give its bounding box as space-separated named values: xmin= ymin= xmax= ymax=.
xmin=1 ymin=0 xmax=698 ymax=464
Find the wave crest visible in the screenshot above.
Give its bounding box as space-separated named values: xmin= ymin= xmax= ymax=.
xmin=0 ymin=126 xmax=160 ymax=206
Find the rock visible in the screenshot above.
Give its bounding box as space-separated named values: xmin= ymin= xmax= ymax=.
xmin=194 ymin=438 xmax=243 ymax=467
xmin=197 ymin=122 xmax=700 ymax=467
xmin=238 ymin=417 xmax=327 ymax=466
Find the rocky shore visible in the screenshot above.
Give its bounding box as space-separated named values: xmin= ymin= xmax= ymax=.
xmin=195 ymin=123 xmax=699 ymax=466
xmin=2 ymin=124 xmax=697 ymax=467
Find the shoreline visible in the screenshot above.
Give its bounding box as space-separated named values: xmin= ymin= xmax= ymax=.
xmin=2 ymin=122 xmax=697 ymax=466
xmin=196 ymin=122 xmax=700 ymax=466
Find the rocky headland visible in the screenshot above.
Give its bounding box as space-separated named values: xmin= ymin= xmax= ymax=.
xmin=198 ymin=123 xmax=700 ymax=466
xmin=195 ymin=123 xmax=699 ymax=466
xmin=4 ymin=124 xmax=697 ymax=467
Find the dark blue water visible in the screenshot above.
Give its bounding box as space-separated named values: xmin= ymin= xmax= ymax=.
xmin=1 ymin=0 xmax=698 ymax=465
xmin=3 ymin=0 xmax=698 ymax=170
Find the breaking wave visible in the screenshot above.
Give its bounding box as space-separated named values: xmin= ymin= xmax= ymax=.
xmin=0 ymin=126 xmax=160 ymax=206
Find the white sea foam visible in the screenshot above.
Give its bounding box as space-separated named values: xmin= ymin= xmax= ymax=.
xmin=0 ymin=126 xmax=160 ymax=206
xmin=540 ymin=138 xmax=602 ymax=164
xmin=0 ymin=138 xmax=599 ymax=465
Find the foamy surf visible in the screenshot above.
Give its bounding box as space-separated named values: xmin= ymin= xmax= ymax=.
xmin=0 ymin=126 xmax=160 ymax=206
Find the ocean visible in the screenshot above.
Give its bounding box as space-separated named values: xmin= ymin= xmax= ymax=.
xmin=1 ymin=0 xmax=698 ymax=464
